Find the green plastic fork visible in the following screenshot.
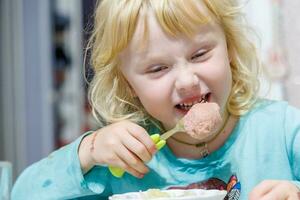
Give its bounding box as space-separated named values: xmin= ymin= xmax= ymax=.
xmin=109 ymin=119 xmax=185 ymax=178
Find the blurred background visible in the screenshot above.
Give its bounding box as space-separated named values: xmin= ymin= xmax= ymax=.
xmin=0 ymin=0 xmax=299 ymax=182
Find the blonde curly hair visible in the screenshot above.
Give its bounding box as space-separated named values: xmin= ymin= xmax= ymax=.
xmin=86 ymin=0 xmax=260 ymax=126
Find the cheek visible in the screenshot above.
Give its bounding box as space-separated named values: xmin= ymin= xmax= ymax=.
xmin=135 ymin=89 xmax=167 ymax=121
xmin=217 ymin=65 xmax=232 ymax=107
xmin=131 ymin=78 xmax=174 ymax=122
xmin=205 ymin=61 xmax=231 ymax=84
xmin=213 ymin=51 xmax=232 ymax=85
xmin=204 ymin=57 xmax=232 ymax=103
xmin=216 ymin=65 xmax=232 ymax=94
xmin=131 ymin=79 xmax=170 ymax=107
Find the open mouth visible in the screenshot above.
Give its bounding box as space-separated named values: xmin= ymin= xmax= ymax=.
xmin=175 ymin=93 xmax=211 ymax=111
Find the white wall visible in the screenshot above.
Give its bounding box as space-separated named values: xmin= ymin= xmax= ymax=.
xmin=243 ymin=0 xmax=285 ymax=101
xmin=0 ymin=0 xmax=54 ymax=178
xmin=243 ymin=0 xmax=300 ymax=107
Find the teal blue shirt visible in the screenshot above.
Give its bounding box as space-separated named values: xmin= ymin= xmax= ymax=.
xmin=12 ymin=100 xmax=300 ymax=199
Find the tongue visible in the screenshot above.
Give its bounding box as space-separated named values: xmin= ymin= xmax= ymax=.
xmin=182 ymin=103 xmax=222 ymax=141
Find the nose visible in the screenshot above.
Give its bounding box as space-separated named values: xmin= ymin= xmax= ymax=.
xmin=175 ymin=68 xmax=199 ymax=93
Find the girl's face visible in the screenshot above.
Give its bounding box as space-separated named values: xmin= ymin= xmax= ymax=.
xmin=120 ymin=11 xmax=232 ymax=130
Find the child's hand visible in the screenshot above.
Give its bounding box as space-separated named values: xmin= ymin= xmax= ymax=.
xmin=78 ymin=120 xmax=157 ymax=178
xmin=249 ymin=180 xmax=300 ymax=200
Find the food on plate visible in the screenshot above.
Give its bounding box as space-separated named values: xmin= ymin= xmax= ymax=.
xmin=109 ymin=188 xmax=227 ymax=200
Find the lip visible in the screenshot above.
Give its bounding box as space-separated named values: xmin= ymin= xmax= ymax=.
xmin=176 ymin=96 xmax=202 ymax=105
xmin=175 ymin=92 xmax=211 ymax=105
xmin=174 ymin=93 xmax=211 ymax=115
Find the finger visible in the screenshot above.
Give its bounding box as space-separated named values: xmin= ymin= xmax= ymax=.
xmin=249 ymin=180 xmax=279 ymax=200
xmin=115 ymin=144 xmax=149 ymax=175
xmin=259 ymin=183 xmax=290 ymax=200
xmin=123 ymin=166 xmax=145 ymax=179
xmin=110 ymin=155 xmax=145 ymax=179
xmin=121 ymin=133 xmax=152 ymax=163
xmin=127 ymin=123 xmax=157 ymax=154
xmin=297 ymin=192 xmax=300 ymax=200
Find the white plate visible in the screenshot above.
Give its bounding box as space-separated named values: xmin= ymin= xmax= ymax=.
xmin=109 ymin=189 xmax=227 ymax=200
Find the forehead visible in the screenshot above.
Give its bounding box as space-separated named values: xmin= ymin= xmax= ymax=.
xmin=134 ymin=1 xmax=217 ymax=49
xmin=121 ymin=12 xmax=221 ymax=58
xmin=118 ymin=0 xmax=222 ymax=64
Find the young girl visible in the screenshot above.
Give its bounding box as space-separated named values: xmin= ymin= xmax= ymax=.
xmin=12 ymin=0 xmax=300 ymax=199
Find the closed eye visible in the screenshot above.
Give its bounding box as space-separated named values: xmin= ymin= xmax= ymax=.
xmin=191 ymin=50 xmax=208 ymax=61
xmin=148 ymin=65 xmax=168 ymax=73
